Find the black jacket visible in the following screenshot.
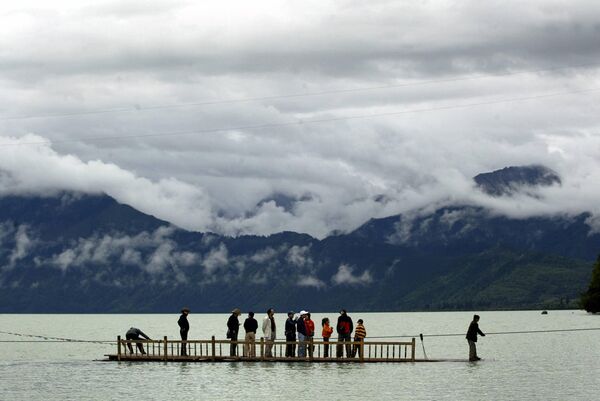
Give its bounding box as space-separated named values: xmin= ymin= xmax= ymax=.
xmin=178 ymin=314 xmax=189 ymax=332
xmin=336 ymin=314 xmax=353 ymax=335
xmin=466 ymin=321 xmax=484 ymax=342
xmin=227 ymin=314 xmax=240 ymax=335
xmin=244 ymin=317 xmax=258 ymax=333
xmin=126 ymin=327 xmax=149 ymax=339
xmin=285 ymin=318 xmax=297 ymax=339
xmin=296 ymin=318 xmax=308 ymax=336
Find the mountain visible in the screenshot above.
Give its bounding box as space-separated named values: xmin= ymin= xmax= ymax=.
xmin=474 ymin=165 xmax=561 ymax=196
xmin=0 ymin=166 xmax=596 ymax=312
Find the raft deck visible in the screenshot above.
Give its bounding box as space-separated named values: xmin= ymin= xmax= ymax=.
xmin=106 ymin=336 xmax=437 ymax=363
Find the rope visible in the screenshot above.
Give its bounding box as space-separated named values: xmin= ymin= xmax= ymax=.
xmin=0 ymin=330 xmax=115 ymax=345
xmin=365 ymin=327 xmax=600 ymax=340
xmin=1 ymin=327 xmax=598 ymax=344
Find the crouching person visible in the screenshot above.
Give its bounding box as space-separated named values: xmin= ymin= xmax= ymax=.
xmin=125 ymin=327 xmax=151 ymax=355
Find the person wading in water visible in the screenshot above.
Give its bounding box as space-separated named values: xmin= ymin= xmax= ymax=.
xmin=466 ymin=314 xmax=485 ymax=361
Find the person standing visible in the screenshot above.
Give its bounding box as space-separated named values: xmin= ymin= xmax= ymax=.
xmin=466 ymin=314 xmax=485 ymax=361
xmin=352 ymin=319 xmax=367 ymax=358
xmin=321 ymin=317 xmax=333 ymax=358
xmin=125 ymin=327 xmax=151 ymax=355
xmin=297 ymin=311 xmax=309 ymax=357
xmin=178 ymin=307 xmax=190 ymax=356
xmin=262 ymin=308 xmax=276 ymax=357
xmin=336 ymin=309 xmax=353 ymax=358
xmin=227 ymin=308 xmax=241 ymax=356
xmin=243 ymin=312 xmax=258 ymax=357
xmin=306 ymin=313 xmax=315 ymax=357
xmin=285 ymin=311 xmax=297 ymax=357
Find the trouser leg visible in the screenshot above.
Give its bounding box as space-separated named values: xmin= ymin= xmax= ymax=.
xmin=298 ymin=333 xmax=306 ymax=357
xmin=344 ymin=336 xmax=351 ymax=357
xmin=244 ymin=332 xmax=255 ymax=357
xmin=324 ymin=338 xmax=329 ymax=358
xmin=180 ymin=330 xmax=188 ymax=356
xmin=126 ymin=334 xmax=134 ymax=353
xmin=136 ymin=342 xmax=145 ymax=354
xmin=468 ymin=340 xmax=477 ymax=361
xmin=230 ymin=335 xmax=238 ymax=356
xmin=286 ymin=336 xmax=296 ymax=357
xmin=266 ymin=338 xmax=274 ymax=357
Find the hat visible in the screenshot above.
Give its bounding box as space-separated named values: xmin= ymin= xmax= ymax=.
xmin=299 ymin=310 xmax=309 ymax=315
xmin=232 ymin=308 xmax=241 ymax=315
xmin=181 ymin=307 xmax=190 ymax=313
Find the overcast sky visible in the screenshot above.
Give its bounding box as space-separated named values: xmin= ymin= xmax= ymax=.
xmin=1 ymin=0 xmax=600 ymax=237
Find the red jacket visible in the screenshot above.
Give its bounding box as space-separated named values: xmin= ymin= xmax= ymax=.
xmin=306 ymin=319 xmax=315 ymax=336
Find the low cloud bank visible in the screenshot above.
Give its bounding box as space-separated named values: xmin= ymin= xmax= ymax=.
xmin=2 ymin=132 xmax=600 ymax=238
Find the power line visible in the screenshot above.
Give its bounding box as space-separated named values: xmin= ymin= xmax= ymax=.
xmin=1 ymin=62 xmax=598 ymax=122
xmin=0 ymin=86 xmax=598 ymax=148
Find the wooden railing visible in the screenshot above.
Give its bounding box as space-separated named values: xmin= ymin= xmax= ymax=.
xmin=116 ymin=335 xmax=416 ymax=362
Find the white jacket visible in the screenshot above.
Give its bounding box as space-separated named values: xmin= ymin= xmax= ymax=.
xmin=262 ymin=316 xmax=276 ymax=340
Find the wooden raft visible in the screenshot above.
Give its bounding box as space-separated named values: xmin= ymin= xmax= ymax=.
xmin=106 ymin=336 xmax=421 ymax=363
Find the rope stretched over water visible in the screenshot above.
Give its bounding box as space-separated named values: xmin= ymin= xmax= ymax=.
xmin=366 ymin=327 xmax=600 ymax=339
xmin=0 ymin=330 xmax=115 ymax=344
xmin=1 ymin=327 xmax=599 ymax=344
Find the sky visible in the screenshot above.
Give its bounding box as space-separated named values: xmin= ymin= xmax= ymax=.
xmin=1 ymin=0 xmax=600 ymax=238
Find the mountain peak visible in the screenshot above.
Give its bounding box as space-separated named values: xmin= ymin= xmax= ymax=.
xmin=474 ymin=165 xmax=561 ymax=196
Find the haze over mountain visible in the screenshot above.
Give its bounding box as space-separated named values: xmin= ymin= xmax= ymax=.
xmin=0 ymin=165 xmax=595 ymax=312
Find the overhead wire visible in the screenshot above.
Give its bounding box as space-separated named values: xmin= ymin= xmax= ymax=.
xmin=1 ymin=86 xmax=599 ymax=148
xmin=0 ymin=61 xmax=598 ymax=122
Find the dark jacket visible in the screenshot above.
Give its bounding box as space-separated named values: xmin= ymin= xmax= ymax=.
xmin=227 ymin=314 xmax=240 ymax=335
xmin=178 ymin=314 xmax=189 ymax=332
xmin=296 ymin=318 xmax=308 ymax=336
xmin=244 ymin=317 xmax=258 ymax=333
xmin=126 ymin=327 xmax=149 ymax=339
xmin=336 ymin=314 xmax=353 ymax=336
xmin=466 ymin=321 xmax=485 ymax=342
xmin=285 ymin=318 xmax=297 ymax=339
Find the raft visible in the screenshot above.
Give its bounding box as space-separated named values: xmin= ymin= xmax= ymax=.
xmin=105 ymin=336 xmax=444 ymax=363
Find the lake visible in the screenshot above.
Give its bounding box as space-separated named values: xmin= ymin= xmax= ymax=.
xmin=0 ymin=310 xmax=598 ymax=400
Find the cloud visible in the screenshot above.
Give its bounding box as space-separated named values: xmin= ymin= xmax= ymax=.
xmin=297 ymin=275 xmax=326 ymax=289
xmin=0 ymin=135 xmax=215 ymax=232
xmin=0 ymin=223 xmax=35 ymax=269
xmin=331 ymin=264 xmax=373 ymax=286
xmin=48 ymin=226 xmax=199 ymax=274
xmin=202 ymin=243 xmax=229 ymax=274
xmin=286 ymin=245 xmax=312 ymax=268
xmin=249 ymin=247 xmax=278 ymax=264
xmin=1 ymin=1 xmax=600 ymax=238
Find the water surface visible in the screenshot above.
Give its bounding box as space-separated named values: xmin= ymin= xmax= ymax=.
xmin=1 ymin=311 xmax=598 ymax=400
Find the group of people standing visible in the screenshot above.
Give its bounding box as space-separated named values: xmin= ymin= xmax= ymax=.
xmin=126 ymin=310 xmax=485 ymax=362
xmin=225 ymin=308 xmax=367 ymax=358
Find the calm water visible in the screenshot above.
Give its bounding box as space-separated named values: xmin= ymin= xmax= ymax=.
xmin=0 ymin=311 xmax=599 ymax=400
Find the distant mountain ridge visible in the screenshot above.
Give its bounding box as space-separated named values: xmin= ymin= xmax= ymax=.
xmin=0 ymin=165 xmax=595 ymax=312
xmin=474 ymin=165 xmax=561 ymax=196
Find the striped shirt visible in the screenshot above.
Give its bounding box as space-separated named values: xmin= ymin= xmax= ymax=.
xmin=354 ymin=324 xmax=367 ymax=339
